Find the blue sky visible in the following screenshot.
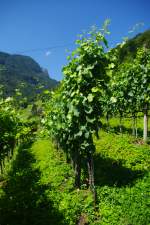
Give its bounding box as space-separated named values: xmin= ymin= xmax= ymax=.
xmin=0 ymin=0 xmax=149 ymax=81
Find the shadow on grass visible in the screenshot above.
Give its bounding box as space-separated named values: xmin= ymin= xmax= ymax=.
xmin=94 ymin=154 xmax=145 ymax=187
xmin=0 ymin=141 xmax=65 ymax=225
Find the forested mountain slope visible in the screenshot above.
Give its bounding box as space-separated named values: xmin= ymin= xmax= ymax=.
xmin=118 ymin=29 xmax=150 ymax=62
xmin=0 ymin=52 xmax=58 ymax=101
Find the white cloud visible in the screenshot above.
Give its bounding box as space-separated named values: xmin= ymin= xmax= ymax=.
xmin=45 ymin=51 xmax=51 ymax=56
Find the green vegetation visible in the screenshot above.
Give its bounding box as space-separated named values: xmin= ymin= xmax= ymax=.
xmin=118 ymin=29 xmax=150 ymax=62
xmin=0 ymin=26 xmax=150 ymax=224
xmin=107 ymin=47 xmax=150 ymax=141
xmin=43 ymin=25 xmax=114 ymax=200
xmin=0 ymin=133 xmax=149 ymax=224
xmin=0 ymin=96 xmax=18 ymax=173
xmin=0 ymin=139 xmax=94 ymax=225
xmin=0 ymin=52 xmax=58 ymax=101
xmin=95 ymin=130 xmax=150 ymax=225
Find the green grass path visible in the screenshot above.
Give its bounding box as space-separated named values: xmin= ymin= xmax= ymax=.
xmin=0 ymin=139 xmax=91 ymax=225
xmin=0 ymin=139 xmax=71 ymax=225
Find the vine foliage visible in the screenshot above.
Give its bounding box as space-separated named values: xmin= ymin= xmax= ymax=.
xmin=44 ymin=27 xmax=110 ymax=196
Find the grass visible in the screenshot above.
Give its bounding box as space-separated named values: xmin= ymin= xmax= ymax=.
xmin=102 ymin=115 xmax=150 ymax=139
xmin=0 ymin=125 xmax=149 ymax=224
xmin=0 ymin=140 xmax=66 ymax=225
xmin=94 ymin=130 xmax=150 ymax=225
xmin=0 ymin=139 xmax=94 ymax=225
xmin=31 ymin=139 xmax=95 ymax=225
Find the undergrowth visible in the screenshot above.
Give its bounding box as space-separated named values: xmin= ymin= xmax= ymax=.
xmin=0 ymin=130 xmax=149 ymax=224
xmin=94 ymin=130 xmax=150 ymax=225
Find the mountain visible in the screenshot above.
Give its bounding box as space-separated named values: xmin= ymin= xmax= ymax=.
xmin=0 ymin=52 xmax=59 ymax=101
xmin=118 ymin=29 xmax=150 ymax=62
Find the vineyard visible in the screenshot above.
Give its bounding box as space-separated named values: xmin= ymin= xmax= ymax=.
xmin=0 ymin=26 xmax=150 ymax=225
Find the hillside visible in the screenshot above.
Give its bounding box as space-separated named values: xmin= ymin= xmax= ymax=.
xmin=0 ymin=52 xmax=58 ymax=101
xmin=118 ymin=29 xmax=150 ymax=62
